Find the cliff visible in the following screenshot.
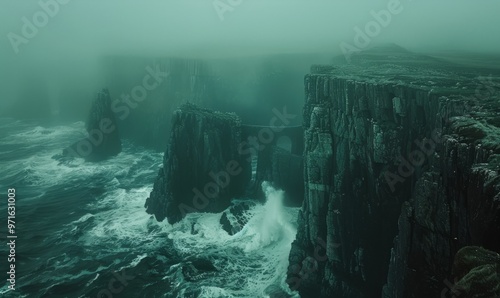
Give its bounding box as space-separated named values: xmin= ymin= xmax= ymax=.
xmin=63 ymin=88 xmax=121 ymax=161
xmin=145 ymin=103 xmax=251 ymax=224
xmin=287 ymin=52 xmax=500 ymax=297
xmin=451 ymin=246 xmax=500 ymax=297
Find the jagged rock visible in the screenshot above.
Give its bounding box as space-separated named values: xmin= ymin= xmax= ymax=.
xmin=452 ymin=246 xmax=500 ymax=297
xmin=219 ymin=201 xmax=255 ymax=235
xmin=219 ymin=213 xmax=233 ymax=235
xmin=182 ymin=258 xmax=217 ymax=282
xmin=288 ymin=48 xmax=500 ymax=298
xmin=63 ymin=89 xmax=121 ymax=161
xmin=451 ymin=116 xmax=500 ymax=152
xmin=145 ymin=103 xmax=251 ymax=224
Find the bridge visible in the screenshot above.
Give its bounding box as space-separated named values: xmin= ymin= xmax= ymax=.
xmin=241 ymin=125 xmax=304 ymax=155
xmin=241 ymin=124 xmax=304 ymax=206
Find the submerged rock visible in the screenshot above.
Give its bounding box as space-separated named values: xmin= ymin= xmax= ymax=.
xmin=182 ymin=258 xmax=217 ymax=282
xmin=219 ymin=201 xmax=256 ymax=235
xmin=63 ymin=89 xmax=121 ymax=161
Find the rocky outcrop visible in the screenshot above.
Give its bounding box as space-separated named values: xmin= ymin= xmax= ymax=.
xmin=63 ymin=88 xmax=121 ymax=161
xmin=384 ymin=120 xmax=500 ymax=297
xmin=145 ymin=104 xmax=251 ymax=224
xmin=451 ymin=246 xmax=500 ymax=297
xmin=287 ymin=51 xmax=500 ymax=297
xmin=181 ymin=258 xmax=218 ymax=282
xmin=219 ymin=201 xmax=256 ymax=235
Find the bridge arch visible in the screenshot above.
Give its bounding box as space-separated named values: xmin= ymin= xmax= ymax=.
xmin=241 ymin=125 xmax=304 ymax=155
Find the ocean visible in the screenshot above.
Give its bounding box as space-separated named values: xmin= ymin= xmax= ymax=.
xmin=0 ymin=118 xmax=300 ymax=298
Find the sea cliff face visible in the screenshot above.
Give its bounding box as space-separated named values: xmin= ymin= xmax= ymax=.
xmin=287 ymin=58 xmax=500 ymax=297
xmin=145 ymin=103 xmax=251 ymax=224
xmin=141 ymin=51 xmax=499 ymax=297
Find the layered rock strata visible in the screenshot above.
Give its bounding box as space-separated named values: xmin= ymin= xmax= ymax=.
xmin=287 ymin=54 xmax=500 ymax=297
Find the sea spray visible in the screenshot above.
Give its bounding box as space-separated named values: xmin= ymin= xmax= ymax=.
xmin=0 ymin=119 xmax=299 ymax=298
xmin=242 ymin=182 xmax=296 ymax=252
xmin=259 ymin=182 xmax=286 ymax=246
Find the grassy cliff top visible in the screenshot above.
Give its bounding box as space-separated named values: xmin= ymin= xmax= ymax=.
xmin=175 ymin=103 xmax=241 ymax=125
xmin=311 ymin=45 xmax=500 ymax=100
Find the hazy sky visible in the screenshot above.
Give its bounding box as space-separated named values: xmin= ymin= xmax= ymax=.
xmin=2 ymin=0 xmax=500 ymax=58
xmin=1 ymin=0 xmax=499 ymax=112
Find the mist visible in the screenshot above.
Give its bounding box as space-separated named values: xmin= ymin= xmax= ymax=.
xmin=1 ymin=0 xmax=500 ymax=117
xmin=2 ymin=1 xmax=500 ymax=297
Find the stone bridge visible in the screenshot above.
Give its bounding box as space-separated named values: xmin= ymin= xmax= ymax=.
xmin=241 ymin=125 xmax=304 ymax=155
xmin=241 ymin=124 xmax=304 ymax=206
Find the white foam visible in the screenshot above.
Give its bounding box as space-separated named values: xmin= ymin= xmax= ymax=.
xmin=198 ymin=286 xmax=234 ymax=298
xmin=0 ymin=120 xmax=163 ymax=194
xmin=0 ymin=120 xmax=302 ymax=297
xmin=84 ymin=185 xmax=163 ymax=248
xmin=164 ymin=182 xmax=300 ymax=297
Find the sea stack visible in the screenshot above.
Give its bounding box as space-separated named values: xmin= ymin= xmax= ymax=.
xmin=63 ymin=88 xmax=122 ymax=161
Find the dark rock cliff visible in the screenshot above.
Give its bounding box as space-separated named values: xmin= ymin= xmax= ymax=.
xmin=287 ymin=53 xmax=500 ymax=297
xmin=451 ymin=246 xmax=500 ymax=297
xmin=63 ymin=88 xmax=121 ymax=161
xmin=145 ymin=103 xmax=251 ymax=224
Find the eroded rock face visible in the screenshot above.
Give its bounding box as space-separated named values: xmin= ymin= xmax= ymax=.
xmin=287 ymin=53 xmax=500 ymax=297
xmin=145 ymin=104 xmax=251 ymax=224
xmin=452 ymin=246 xmax=500 ymax=298
xmin=63 ymin=89 xmax=121 ymax=161
xmin=384 ymin=119 xmax=500 ymax=297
